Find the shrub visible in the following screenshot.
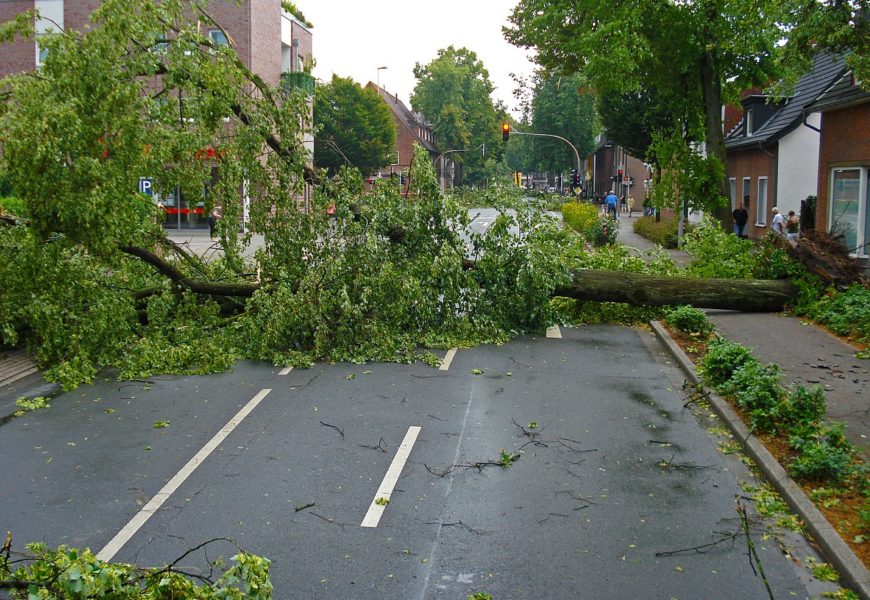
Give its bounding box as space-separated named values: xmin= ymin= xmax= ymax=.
xmin=701 ymin=338 xmax=756 ymax=388
xmin=788 ymin=424 xmax=856 ymax=482
xmin=0 ymin=195 xmax=26 ymax=217
xmin=781 ymin=384 xmax=827 ymax=429
xmin=728 ymin=362 xmax=785 ymax=432
xmin=633 ymin=215 xmax=680 ymax=248
xmin=664 ymin=305 xmax=714 ymax=336
xmin=562 ymin=201 xmax=599 ymax=236
xmin=683 ymin=216 xmax=756 ymax=279
xmin=804 ymin=285 xmax=870 ymax=350
xmin=586 ymin=216 xmax=619 ymax=247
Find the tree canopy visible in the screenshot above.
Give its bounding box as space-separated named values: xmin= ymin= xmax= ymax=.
xmin=411 ymin=46 xmax=505 ymax=186
xmin=314 ymin=74 xmax=397 ymax=177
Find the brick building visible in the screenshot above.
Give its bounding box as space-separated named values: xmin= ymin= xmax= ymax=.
xmin=808 ymin=71 xmax=870 ymax=260
xmin=589 ymin=136 xmax=648 ymax=203
xmin=1 ymin=0 xmax=314 ymax=227
xmin=365 ymin=83 xmax=445 ymax=190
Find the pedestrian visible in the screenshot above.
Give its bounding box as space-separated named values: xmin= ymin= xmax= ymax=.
xmin=770 ymin=207 xmax=785 ymax=238
xmin=642 ymin=197 xmax=651 ymax=217
xmin=786 ymin=210 xmax=800 ymax=242
xmin=605 ymin=190 xmax=618 ymax=220
xmin=732 ymin=201 xmax=749 ymax=238
xmin=207 ymin=206 xmax=221 ymax=239
xmin=620 ymin=194 xmax=627 ymax=214
xmin=627 ymin=195 xmax=635 ymax=217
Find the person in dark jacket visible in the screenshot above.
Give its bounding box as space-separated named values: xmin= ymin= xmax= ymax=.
xmin=732 ymin=200 xmax=749 ymax=238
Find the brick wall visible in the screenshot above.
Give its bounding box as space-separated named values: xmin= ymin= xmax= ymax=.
xmin=726 ymin=146 xmax=777 ymax=239
xmin=815 ymin=102 xmax=870 ymax=232
xmin=249 ymin=0 xmax=281 ymax=86
xmin=64 ymin=0 xmax=101 ymax=32
xmin=0 ymin=1 xmax=35 ymax=77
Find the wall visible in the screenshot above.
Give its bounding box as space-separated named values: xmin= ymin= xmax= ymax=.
xmin=0 ymin=0 xmax=37 ymax=77
xmin=816 ymin=102 xmax=870 ymax=233
xmin=726 ymin=146 xmax=777 ymax=239
xmin=776 ymin=112 xmax=820 ymax=217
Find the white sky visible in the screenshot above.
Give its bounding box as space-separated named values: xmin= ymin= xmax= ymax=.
xmin=302 ymin=0 xmax=537 ymax=116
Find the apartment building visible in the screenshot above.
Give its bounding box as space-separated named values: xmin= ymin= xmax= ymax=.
xmin=0 ymin=0 xmax=314 ymax=228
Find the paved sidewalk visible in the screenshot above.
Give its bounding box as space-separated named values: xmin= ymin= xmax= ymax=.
xmin=615 ymin=214 xmax=869 ymax=457
xmin=613 ymin=212 xmax=691 ymax=267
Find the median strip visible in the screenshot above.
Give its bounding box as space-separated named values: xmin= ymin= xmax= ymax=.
xmin=361 ymin=425 xmax=422 ymax=528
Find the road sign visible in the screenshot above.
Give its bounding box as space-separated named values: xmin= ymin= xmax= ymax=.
xmin=138 ymin=177 xmax=153 ymax=196
xmin=623 ymin=175 xmax=629 ymax=184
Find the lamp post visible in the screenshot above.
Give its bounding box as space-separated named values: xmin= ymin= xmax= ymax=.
xmin=377 ymin=66 xmax=388 ymax=88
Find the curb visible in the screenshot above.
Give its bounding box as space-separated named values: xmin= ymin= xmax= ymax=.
xmin=650 ymin=320 xmax=870 ymax=600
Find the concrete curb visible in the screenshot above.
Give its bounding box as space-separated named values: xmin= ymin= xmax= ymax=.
xmin=650 ymin=320 xmax=870 ymax=600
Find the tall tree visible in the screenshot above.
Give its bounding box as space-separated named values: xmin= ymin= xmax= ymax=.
xmin=528 ymin=73 xmax=597 ymax=173
xmin=505 ymin=0 xmax=786 ymax=208
xmin=314 ymin=75 xmax=397 ymax=177
xmin=411 ymin=46 xmax=504 ymax=186
xmin=596 ymin=89 xmax=677 ymax=164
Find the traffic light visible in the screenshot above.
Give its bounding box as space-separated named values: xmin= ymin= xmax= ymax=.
xmin=571 ymin=169 xmax=580 ymax=188
xmin=502 ymin=122 xmax=510 ymax=142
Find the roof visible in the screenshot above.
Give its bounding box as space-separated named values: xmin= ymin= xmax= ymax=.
xmin=726 ymin=53 xmax=847 ymax=151
xmin=806 ymin=69 xmax=870 ymax=113
xmin=367 ymin=83 xmax=439 ymax=154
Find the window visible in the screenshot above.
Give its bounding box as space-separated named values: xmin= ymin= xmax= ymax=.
xmin=756 ymin=177 xmax=768 ymax=225
xmin=829 ymin=168 xmax=869 ymax=257
xmin=729 ymin=178 xmax=737 ymax=209
xmin=742 ymin=177 xmax=751 ymax=209
xmin=209 ymin=29 xmax=229 ymax=46
xmin=746 ymin=109 xmax=754 ymax=136
xmin=36 ymin=40 xmax=50 ymax=67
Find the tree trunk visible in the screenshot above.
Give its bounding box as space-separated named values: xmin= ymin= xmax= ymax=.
xmin=554 ymin=270 xmax=796 ymax=312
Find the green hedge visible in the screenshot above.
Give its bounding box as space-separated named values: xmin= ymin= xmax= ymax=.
xmin=632 ymin=215 xmax=680 ymax=248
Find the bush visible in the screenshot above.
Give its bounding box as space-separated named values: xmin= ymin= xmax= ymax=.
xmin=562 ymin=201 xmax=599 ymax=236
xmin=586 ymin=216 xmax=619 ymax=246
xmin=781 ymin=384 xmax=827 ymax=429
xmin=633 ymin=215 xmax=680 ymax=248
xmin=683 ymin=217 xmax=756 ymax=279
xmin=804 ymin=284 xmax=870 ymax=350
xmin=727 ymin=362 xmax=785 ymax=432
xmin=788 ymin=424 xmax=856 ymax=482
xmin=0 ymin=195 xmax=26 ymax=217
xmin=701 ymin=338 xmax=756 ymax=388
xmin=664 ymin=306 xmax=713 ymax=336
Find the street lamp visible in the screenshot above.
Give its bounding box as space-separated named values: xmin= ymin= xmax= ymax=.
xmin=377 ymin=66 xmax=388 ymax=88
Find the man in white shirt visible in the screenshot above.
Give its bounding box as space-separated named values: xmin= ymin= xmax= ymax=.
xmin=771 ymin=207 xmax=785 ymax=238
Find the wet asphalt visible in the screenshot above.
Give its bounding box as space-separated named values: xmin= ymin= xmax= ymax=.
xmin=0 ymin=325 xmax=839 ymax=599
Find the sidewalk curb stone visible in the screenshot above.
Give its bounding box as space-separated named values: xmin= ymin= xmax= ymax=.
xmin=650 ymin=320 xmax=870 ymax=599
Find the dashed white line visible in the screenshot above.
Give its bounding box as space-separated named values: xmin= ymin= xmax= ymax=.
xmin=361 ymin=426 xmax=422 ymax=528
xmin=278 ymin=366 xmax=294 ymax=376
xmin=439 ymin=348 xmax=458 ymax=371
xmin=96 ymin=388 xmax=272 ymax=561
xmin=546 ymin=325 xmax=563 ymax=339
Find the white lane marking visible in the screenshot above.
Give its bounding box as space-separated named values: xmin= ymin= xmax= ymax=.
xmin=96 ymin=388 xmax=272 ymax=561
xmin=278 ymin=366 xmax=294 ymax=376
xmin=546 ymin=325 xmax=562 ymax=339
xmin=439 ymin=348 xmax=458 ymax=371
xmin=361 ymin=426 xmax=422 ymax=528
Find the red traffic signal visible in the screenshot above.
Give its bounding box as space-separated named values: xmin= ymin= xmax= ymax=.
xmin=502 ymin=122 xmax=510 ymax=142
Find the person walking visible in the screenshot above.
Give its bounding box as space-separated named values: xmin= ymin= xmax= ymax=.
xmin=771 ymin=207 xmax=785 ymax=238
xmin=627 ymin=195 xmax=635 ymax=217
xmin=732 ymin=201 xmax=749 ymax=238
xmin=786 ymin=210 xmax=800 ymax=242
xmin=207 ymin=206 xmax=221 ymax=239
xmin=605 ymin=190 xmax=618 ymax=220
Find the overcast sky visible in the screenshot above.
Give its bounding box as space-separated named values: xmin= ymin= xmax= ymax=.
xmin=302 ymin=0 xmax=537 ymax=116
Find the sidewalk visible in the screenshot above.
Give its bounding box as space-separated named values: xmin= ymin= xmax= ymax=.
xmin=615 ymin=213 xmax=869 ymax=457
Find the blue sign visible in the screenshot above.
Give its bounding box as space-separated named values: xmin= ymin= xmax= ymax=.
xmin=139 ymin=177 xmax=154 ymax=196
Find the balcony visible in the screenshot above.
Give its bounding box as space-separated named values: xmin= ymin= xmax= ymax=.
xmin=281 ymin=71 xmax=315 ymax=97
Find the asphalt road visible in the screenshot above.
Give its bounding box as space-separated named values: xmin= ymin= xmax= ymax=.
xmin=0 ymin=326 xmax=837 ymax=599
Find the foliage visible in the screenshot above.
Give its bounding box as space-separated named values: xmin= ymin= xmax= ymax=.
xmin=561 ymin=201 xmax=599 ymax=238
xmin=788 ymin=423 xmax=856 ymax=483
xmin=313 ymin=74 xmax=397 ymax=177
xmin=781 ymin=385 xmax=827 ymax=429
xmin=632 ymin=215 xmax=680 ymax=249
xmin=527 ymin=72 xmax=597 ymax=173
xmin=700 ymin=338 xmax=756 ymax=389
xmin=0 ymin=541 xmax=272 ymax=599
xmin=726 ymin=361 xmax=785 ymax=432
xmin=597 ymin=89 xmax=675 ymax=163
xmin=664 ymin=306 xmax=713 ymax=337
xmin=411 ymin=46 xmax=505 ymax=186
xmin=648 ymin=132 xmax=727 ymax=216
xmin=280 ymin=0 xmax=312 ymax=28
xmin=585 ymin=217 xmax=619 ymax=247
xmin=801 ymin=284 xmax=870 ymax=350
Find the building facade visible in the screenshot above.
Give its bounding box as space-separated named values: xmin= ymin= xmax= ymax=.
xmin=1 ymin=0 xmax=313 ymax=227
